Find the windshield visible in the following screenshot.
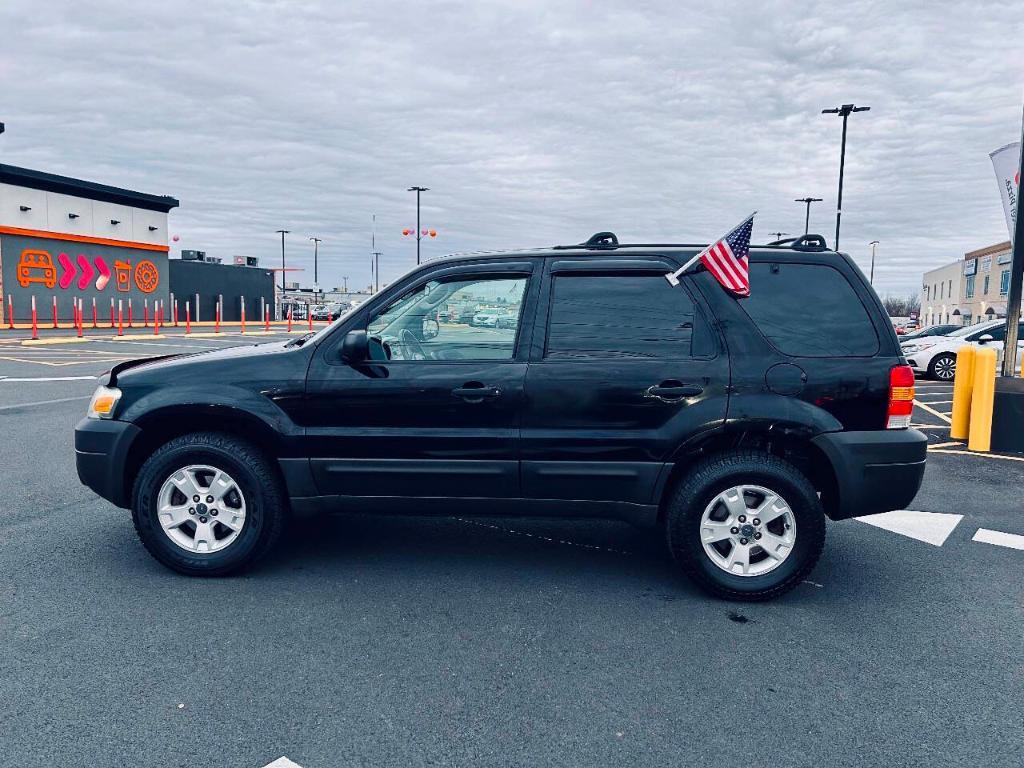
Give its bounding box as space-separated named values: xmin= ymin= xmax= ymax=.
xmin=948 ymin=324 xmax=988 ymax=337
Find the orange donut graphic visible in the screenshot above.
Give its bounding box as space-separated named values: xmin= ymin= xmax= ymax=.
xmin=134 ymin=259 xmax=160 ymax=293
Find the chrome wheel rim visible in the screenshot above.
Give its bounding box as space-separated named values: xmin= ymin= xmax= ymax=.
xmin=934 ymin=356 xmax=955 ymax=380
xmin=699 ymin=484 xmax=796 ymax=577
xmin=156 ymin=464 xmax=247 ymax=554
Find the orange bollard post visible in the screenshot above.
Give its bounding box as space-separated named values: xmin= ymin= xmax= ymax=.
xmin=7 ymin=294 xmax=14 ymax=329
xmin=264 ymin=306 xmax=270 ymax=332
xmin=215 ymin=302 xmax=221 ymax=334
xmin=117 ymin=300 xmax=124 ymax=336
xmin=154 ymin=301 xmax=160 ymax=335
xmin=109 ymin=298 xmax=115 ymax=329
xmin=128 ymin=299 xmax=134 ymax=328
xmin=31 ymin=296 xmax=38 ymax=340
xmin=185 ymin=303 xmax=191 ymax=334
xmin=287 ymin=306 xmax=293 ymax=333
xmin=91 ymin=297 xmax=98 ymax=328
xmin=143 ymin=299 xmax=149 ymax=328
xmin=308 ymin=307 xmax=313 ymax=331
xmin=174 ymin=300 xmax=179 ymax=327
xmin=52 ymin=296 xmax=58 ymax=328
xmin=240 ymin=297 xmax=246 ymax=334
xmin=76 ymin=299 xmax=83 ymax=338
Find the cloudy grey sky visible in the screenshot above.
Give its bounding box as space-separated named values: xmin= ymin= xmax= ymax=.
xmin=1 ymin=0 xmax=1022 ymax=294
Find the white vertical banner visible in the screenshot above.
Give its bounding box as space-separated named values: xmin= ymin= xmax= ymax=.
xmin=990 ymin=141 xmax=1020 ymax=241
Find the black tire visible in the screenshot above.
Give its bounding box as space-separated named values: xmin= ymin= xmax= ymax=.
xmin=928 ymin=353 xmax=956 ymax=381
xmin=131 ymin=432 xmax=289 ymax=576
xmin=664 ymin=451 xmax=826 ymax=601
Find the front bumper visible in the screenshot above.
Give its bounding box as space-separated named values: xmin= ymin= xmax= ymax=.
xmin=75 ymin=418 xmax=141 ymax=508
xmin=810 ymin=429 xmax=927 ymax=520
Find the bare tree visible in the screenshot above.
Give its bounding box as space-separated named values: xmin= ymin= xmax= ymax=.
xmin=882 ymin=294 xmax=921 ymax=317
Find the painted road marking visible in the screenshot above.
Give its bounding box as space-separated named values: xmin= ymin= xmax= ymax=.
xmin=0 ymin=395 xmax=91 ymax=412
xmin=928 ymin=441 xmax=963 ymax=449
xmin=928 ymin=448 xmax=1024 ymax=462
xmin=914 ymin=400 xmax=952 ymax=424
xmin=973 ymin=528 xmax=1024 ymax=551
xmin=262 ymin=758 xmax=303 ymax=768
xmin=855 ymin=510 xmax=963 ymax=546
xmin=0 ymin=375 xmax=97 ymax=382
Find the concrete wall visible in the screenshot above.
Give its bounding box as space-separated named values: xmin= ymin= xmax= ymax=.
xmin=0 ymin=182 xmax=168 ymax=247
xmin=0 ymin=232 xmax=169 ymax=322
xmin=168 ymin=259 xmax=275 ymax=322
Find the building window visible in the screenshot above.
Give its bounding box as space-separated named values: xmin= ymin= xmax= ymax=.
xmin=1001 ymin=270 xmax=1010 ymax=296
xmin=984 ymin=275 xmax=990 ymax=295
xmin=940 ymin=282 xmax=944 ymax=299
xmin=965 ymin=275 xmax=975 ymax=299
xmin=925 ymin=286 xmax=930 ymax=300
xmin=949 ymin=279 xmax=953 ymax=297
xmin=981 ymin=256 xmax=992 ymax=272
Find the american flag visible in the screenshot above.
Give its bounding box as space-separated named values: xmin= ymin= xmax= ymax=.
xmin=666 ymin=213 xmax=755 ymax=297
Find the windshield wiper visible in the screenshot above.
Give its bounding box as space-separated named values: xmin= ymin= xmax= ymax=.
xmin=285 ymin=332 xmax=315 ymax=348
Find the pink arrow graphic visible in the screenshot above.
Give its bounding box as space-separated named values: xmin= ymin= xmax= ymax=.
xmin=76 ymin=254 xmax=95 ymax=291
xmin=94 ymin=256 xmax=111 ymax=291
xmin=58 ymin=252 xmax=77 ymax=290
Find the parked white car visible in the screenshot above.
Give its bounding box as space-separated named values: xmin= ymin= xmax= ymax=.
xmin=901 ymin=319 xmax=1024 ymax=381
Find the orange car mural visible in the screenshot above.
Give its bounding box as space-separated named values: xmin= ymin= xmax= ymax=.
xmin=16 ymin=250 xmax=58 ymax=289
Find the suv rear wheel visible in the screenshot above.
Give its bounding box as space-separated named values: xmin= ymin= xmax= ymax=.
xmin=665 ymin=451 xmax=825 ymax=600
xmin=131 ymin=432 xmax=288 ymax=576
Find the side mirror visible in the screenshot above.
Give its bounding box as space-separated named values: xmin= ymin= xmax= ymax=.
xmin=340 ymin=330 xmax=369 ymax=363
xmin=977 ymin=334 xmax=994 ymax=344
xmin=422 ymin=318 xmax=440 ymax=340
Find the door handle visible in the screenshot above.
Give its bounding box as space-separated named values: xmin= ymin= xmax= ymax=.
xmin=452 ymin=383 xmax=502 ymax=401
xmin=645 ymin=381 xmax=704 ymax=401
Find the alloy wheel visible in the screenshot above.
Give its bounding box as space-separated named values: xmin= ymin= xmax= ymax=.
xmin=699 ymin=484 xmax=797 ymax=577
xmin=156 ymin=464 xmax=247 ymax=554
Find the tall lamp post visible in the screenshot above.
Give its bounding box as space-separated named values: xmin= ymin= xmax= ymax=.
xmin=275 ymin=229 xmax=290 ymax=320
xmin=769 ymin=231 xmax=789 ymax=242
xmin=342 ymin=275 xmax=349 ymax=293
xmin=869 ymin=240 xmax=879 ymax=285
xmin=309 ymin=237 xmax=322 ymax=291
xmin=794 ymin=197 xmax=823 ymax=235
xmin=407 ymin=186 xmax=429 ymax=264
xmin=372 ymin=252 xmax=382 ymax=292
xmin=822 ymin=104 xmax=870 ymax=251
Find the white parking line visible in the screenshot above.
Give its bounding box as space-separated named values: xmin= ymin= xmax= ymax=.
xmin=914 ymin=400 xmax=952 ymax=424
xmin=0 ymin=375 xmax=97 ymax=382
xmin=0 ymin=395 xmax=91 ymax=411
xmin=972 ymin=528 xmax=1024 ymax=551
xmin=262 ymin=758 xmax=303 ymax=768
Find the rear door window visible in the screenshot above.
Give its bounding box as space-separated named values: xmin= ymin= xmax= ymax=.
xmin=544 ymin=273 xmax=713 ymax=359
xmin=740 ymin=263 xmax=879 ymax=357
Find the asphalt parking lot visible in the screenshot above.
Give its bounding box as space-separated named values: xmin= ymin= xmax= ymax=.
xmin=1 ymin=330 xmax=1022 ymax=768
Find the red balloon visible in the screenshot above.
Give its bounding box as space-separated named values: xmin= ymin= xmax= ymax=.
xmin=429 ymin=230 xmax=437 ymax=238
xmin=402 ymin=229 xmax=411 ymax=236
xmin=172 ymin=235 xmax=180 ymax=242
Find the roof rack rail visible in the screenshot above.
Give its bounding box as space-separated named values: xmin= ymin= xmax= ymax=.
xmin=764 ymin=234 xmax=829 ymax=251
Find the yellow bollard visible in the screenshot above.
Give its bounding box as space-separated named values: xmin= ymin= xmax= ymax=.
xmin=950 ymin=345 xmax=976 ymax=441
xmin=968 ymin=347 xmax=997 ymax=452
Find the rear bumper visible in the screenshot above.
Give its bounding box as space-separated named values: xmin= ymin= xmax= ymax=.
xmin=75 ymin=418 xmax=141 ymax=508
xmin=811 ymin=429 xmax=927 ymax=520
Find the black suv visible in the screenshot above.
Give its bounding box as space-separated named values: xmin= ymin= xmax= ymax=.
xmin=75 ymin=234 xmax=926 ymax=600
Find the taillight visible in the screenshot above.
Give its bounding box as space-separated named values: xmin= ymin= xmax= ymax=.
xmin=887 ymin=365 xmax=915 ymax=429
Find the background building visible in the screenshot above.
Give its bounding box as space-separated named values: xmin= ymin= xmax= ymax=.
xmin=0 ymin=164 xmax=178 ymax=322
xmin=168 ymin=257 xmax=275 ymax=322
xmin=957 ymin=240 xmax=1012 ymax=325
xmin=920 ymin=260 xmax=964 ymax=327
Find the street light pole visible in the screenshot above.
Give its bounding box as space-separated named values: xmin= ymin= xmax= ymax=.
xmin=822 ymin=104 xmax=870 ymax=251
xmin=309 ymin=237 xmax=321 ymax=290
xmin=275 ymin=229 xmax=290 ymax=320
xmin=869 ymin=240 xmax=879 ymax=285
xmin=769 ymin=231 xmax=789 ymax=242
xmin=342 ymin=275 xmax=349 ymax=293
xmin=1000 ymin=105 xmax=1024 ymax=377
xmin=794 ymin=197 xmax=823 ymax=235
xmin=372 ymin=252 xmax=382 ymax=292
xmin=408 ymin=186 xmax=429 ymax=265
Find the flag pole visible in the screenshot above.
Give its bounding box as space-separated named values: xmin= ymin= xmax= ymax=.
xmin=665 ymin=211 xmax=757 ymax=286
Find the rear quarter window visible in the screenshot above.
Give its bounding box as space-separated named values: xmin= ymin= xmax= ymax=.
xmin=740 ymin=263 xmax=880 ymax=357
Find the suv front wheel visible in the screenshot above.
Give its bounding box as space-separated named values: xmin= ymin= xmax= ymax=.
xmin=665 ymin=452 xmax=826 ymax=601
xmin=131 ymin=432 xmax=289 ymax=576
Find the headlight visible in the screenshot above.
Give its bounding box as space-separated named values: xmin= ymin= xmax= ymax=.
xmin=87 ymin=385 xmax=122 ymax=419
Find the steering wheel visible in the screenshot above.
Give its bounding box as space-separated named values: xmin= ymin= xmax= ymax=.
xmin=399 ymin=328 xmax=428 ymax=360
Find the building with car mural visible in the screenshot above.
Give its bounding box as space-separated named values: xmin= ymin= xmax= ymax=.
xmin=0 ymin=164 xmax=178 ymax=323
